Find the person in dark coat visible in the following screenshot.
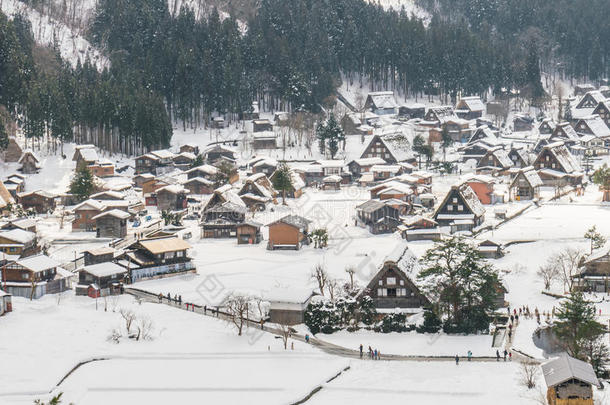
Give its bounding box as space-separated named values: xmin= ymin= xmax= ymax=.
xmin=496 ymin=350 xmax=500 ymax=361
xmin=503 ymin=349 xmax=508 ymax=361
xmin=455 ymin=355 xmax=459 ymax=365
xmin=359 ymin=344 xmax=363 ymax=359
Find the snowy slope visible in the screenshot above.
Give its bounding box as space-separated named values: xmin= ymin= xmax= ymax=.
xmin=0 ymin=0 xmax=108 ymax=69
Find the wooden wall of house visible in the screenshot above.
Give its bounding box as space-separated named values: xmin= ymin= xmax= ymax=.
xmin=268 ymin=223 xmax=302 ymax=247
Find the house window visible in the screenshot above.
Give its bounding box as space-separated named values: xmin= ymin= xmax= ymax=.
xmin=400 ymin=280 xmax=404 ymax=286
xmin=546 ymin=155 xmax=549 ymax=161
xmin=386 ymin=277 xmax=396 ymax=285
xmin=177 ymin=251 xmax=184 ymax=257
xmin=378 ymin=280 xmax=383 ymax=286
xmin=452 ymin=198 xmax=458 ymax=203
xmin=447 ymin=205 xmax=453 ymax=211
xmin=21 ymin=273 xmax=29 ymax=280
xmin=387 ymin=288 xmax=396 ymax=297
xmin=458 ymin=205 xmax=464 ymax=211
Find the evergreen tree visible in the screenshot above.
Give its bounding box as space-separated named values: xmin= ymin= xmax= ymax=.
xmin=190 ymin=154 xmax=204 ymax=169
xmin=0 ymin=120 xmax=8 ymax=151
xmin=316 ymin=114 xmax=345 ymax=159
xmin=418 ymin=237 xmax=501 ymax=333
xmin=553 ymin=292 xmax=606 ymax=361
xmin=440 ymin=126 xmax=453 ymax=163
xmin=584 ymin=225 xmax=607 ymax=252
xmin=416 ymin=307 xmax=442 ymax=333
xmin=592 ymin=164 xmax=610 ymax=202
xmin=69 ymin=166 xmax=96 ymax=202
xmin=271 ymin=163 xmax=293 ymax=205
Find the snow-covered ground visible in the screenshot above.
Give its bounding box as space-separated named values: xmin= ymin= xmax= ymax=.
xmin=0 ymin=293 xmax=348 ymax=405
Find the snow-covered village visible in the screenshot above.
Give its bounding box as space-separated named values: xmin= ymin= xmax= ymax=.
xmin=1 ymin=0 xmax=610 ymax=404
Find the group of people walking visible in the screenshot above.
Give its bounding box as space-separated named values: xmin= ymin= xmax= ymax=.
xmin=359 ymin=344 xmax=381 ymax=360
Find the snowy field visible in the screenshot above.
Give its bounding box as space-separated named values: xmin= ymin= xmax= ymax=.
xmin=0 ymin=294 xmax=348 ymax=405
xmin=308 ymin=361 xmax=550 ymax=405
xmin=317 ymin=329 xmax=495 ymax=357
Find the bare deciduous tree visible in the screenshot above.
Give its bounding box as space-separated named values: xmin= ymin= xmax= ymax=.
xmin=548 ymin=248 xmax=585 ymax=292
xmin=345 ymin=266 xmax=356 ymax=290
xmin=275 ymin=314 xmax=293 ymax=350
xmin=225 ymin=294 xmax=251 ymax=336
xmin=120 ymin=308 xmax=137 ymax=334
xmin=135 ymin=317 xmax=154 ymax=341
xmin=520 ymin=360 xmax=539 ymax=389
xmin=537 ymin=262 xmax=561 ymax=290
xmin=326 ymin=279 xmax=340 ymax=301
xmin=311 ymin=264 xmax=328 ymax=296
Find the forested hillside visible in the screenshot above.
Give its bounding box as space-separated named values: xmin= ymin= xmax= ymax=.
xmin=419 ymin=0 xmax=610 ymax=81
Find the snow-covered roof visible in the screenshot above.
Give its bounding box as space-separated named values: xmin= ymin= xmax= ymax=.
xmin=350 ymin=157 xmax=386 ymax=166
xmin=485 ymin=147 xmax=513 ymax=169
xmin=584 ymin=241 xmax=610 ymax=264
xmin=378 ymin=133 xmax=414 ymax=162
xmin=18 ymin=150 xmax=40 ymax=164
xmin=323 ymin=175 xmax=342 ymax=183
xmin=552 ymin=122 xmax=579 ymax=142
xmin=16 ymin=255 xmax=59 ymax=272
xmin=314 ymin=160 xmax=345 ymax=168
xmin=576 ymin=115 xmax=610 ymax=138
xmin=269 ymin=215 xmax=311 ymax=230
xmin=543 ymin=142 xmax=582 ymax=174
xmin=542 ymin=355 xmax=600 ymax=388
xmin=138 ymin=237 xmax=191 ymax=254
xmin=90 ymin=191 xmax=125 ymax=200
xmin=186 ymin=164 xmax=218 ymax=176
xmin=82 ymin=262 xmax=127 ymax=278
xmin=252 ymin=157 xmax=278 ymax=168
xmin=511 ymin=167 xmax=543 ymax=189
xmin=367 ymin=91 xmax=397 ymax=109
xmin=379 ymin=243 xmax=420 ymax=278
xmin=184 ymin=177 xmax=214 ymax=186
xmin=457 ymin=96 xmax=485 ymax=112
xmin=92 ymin=209 xmax=130 ymax=220
xmin=176 ymin=151 xmax=197 ymax=160
xmin=150 ymin=149 xmax=176 ymax=159
xmin=0 ymin=229 xmax=36 ymax=244
xmin=73 ymin=199 xmax=106 ymax=212
xmin=576 ymin=90 xmax=606 ymax=109
xmin=371 ymin=164 xmax=401 ymax=173
xmin=156 ymin=184 xmax=187 ymax=195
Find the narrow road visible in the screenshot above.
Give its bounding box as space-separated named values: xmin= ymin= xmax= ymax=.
xmin=126 ymin=288 xmax=509 ymax=363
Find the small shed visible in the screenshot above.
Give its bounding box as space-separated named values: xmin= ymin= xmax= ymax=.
xmin=236 ymin=221 xmax=263 ymax=245
xmin=477 ymin=239 xmax=503 ymax=259
xmin=252 ymin=119 xmax=273 ymax=133
xmin=93 ymin=209 xmax=130 ymax=239
xmin=322 ymin=175 xmax=342 ymax=191
xmin=265 ymin=289 xmax=315 ymax=325
xmin=0 ymin=290 xmax=12 ymax=315
xmin=542 ymin=355 xmax=600 ymax=405
xmin=267 ymin=215 xmax=311 ymax=250
xmin=18 ymin=151 xmax=40 ymax=174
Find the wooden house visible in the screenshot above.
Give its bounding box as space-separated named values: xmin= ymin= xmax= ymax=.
xmin=0 ymin=229 xmax=38 ymax=257
xmin=203 ymin=144 xmax=236 ymax=164
xmin=466 ymin=125 xmax=499 ymax=146
xmin=122 ymin=237 xmax=194 ymax=282
xmin=265 ymin=289 xmax=315 ymax=325
xmin=88 ymin=160 xmax=115 ymax=177
xmin=364 ymin=91 xmax=397 ymax=115
xmin=429 ymin=118 xmax=471 ymax=143
xmin=201 ymin=202 xmax=247 ymax=238
xmin=542 ymin=356 xmax=599 ymax=405
xmin=0 ymin=290 xmax=12 ymax=316
xmin=509 ymin=167 xmax=543 ymax=201
xmin=1 ymin=218 xmax=36 ymax=233
xmin=2 ymin=254 xmax=69 ymax=299
xmin=240 ymin=101 xmax=260 ymax=120
xmin=267 ymin=215 xmax=311 ymax=250
xmin=347 ymin=157 xmax=386 ymax=177
xmin=363 ymin=244 xmax=429 ymax=310
xmin=236 ymin=221 xmax=263 ymax=244
xmin=186 ymin=164 xmax=218 ymax=180
xmin=18 ymin=150 xmax=40 ymax=174
xmin=476 ymin=146 xmax=513 ymax=174
xmin=135 ymin=150 xmax=176 ymax=175
xmin=18 ymin=190 xmax=56 ymax=214
xmin=533 ymin=142 xmax=583 ymax=186
xmin=133 ymin=173 xmax=155 ymax=188
xmin=238 ymin=173 xmax=275 ymax=210
xmin=355 ymin=199 xmax=401 ymax=234
xmin=0 ymin=182 xmax=14 ymax=213
xmin=513 ymin=114 xmax=534 ymax=131
xmin=433 ymin=183 xmax=485 ymax=233
xmin=72 ymin=199 xmax=106 ymax=231
xmin=252 ymin=132 xmax=277 ymax=150
xmin=573 ymin=242 xmax=610 ymax=292
xmin=398 ymin=103 xmax=425 ymax=120
xmin=455 ymin=96 xmax=485 ymax=120
xmin=576 ymin=90 xmax=605 ymax=109
xmin=508 ymin=147 xmax=529 ymax=168
xmin=252 ymin=119 xmax=273 ymax=133
xmin=538 ymin=118 xmax=556 ymax=135
xmin=251 ymin=157 xmax=277 ymax=176
xmin=399 ymin=216 xmax=440 ymax=242
xmin=322 ymin=175 xmax=342 ymax=191
xmin=574 ymin=115 xmax=610 ymax=143
xmin=156 ymin=185 xmax=188 ymax=211
xmin=550 ymin=123 xmax=579 ymax=147
xmin=183 ymin=177 xmax=214 ymax=195
xmin=424 ymin=106 xmax=456 ymax=126
xmin=4 ymin=137 xmax=22 ymax=162
xmin=592 ymin=100 xmax=610 ymax=128
xmin=359 ymin=134 xmax=414 ymax=164
xmin=76 ymin=262 xmax=127 ymax=297
xmin=203 ymin=184 xmax=246 ymax=212
xmin=172 ymin=152 xmax=197 ymax=168
xmin=574 ymin=84 xmax=596 ymax=96
xmin=477 ymin=239 xmax=503 ymax=259
xmin=83 ymin=247 xmax=115 ymax=266
xmin=179 ymin=143 xmax=199 ymax=155
xmin=93 ymin=209 xmax=130 ymax=238
xmin=465 ymin=175 xmax=501 ymax=205
xmin=72 ymin=145 xmax=98 ymax=168
xmin=211 ymin=116 xmax=226 ymax=129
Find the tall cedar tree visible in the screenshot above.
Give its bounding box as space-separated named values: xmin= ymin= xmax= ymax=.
xmin=553 ymin=292 xmax=607 ymax=361
xmin=271 ymin=163 xmax=293 ymax=205
xmin=0 ymin=120 xmax=7 ymax=151
xmin=70 ymin=166 xmax=96 ymax=202
xmin=418 ymin=237 xmax=501 ymax=333
xmin=316 ymin=114 xmax=345 ymax=159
